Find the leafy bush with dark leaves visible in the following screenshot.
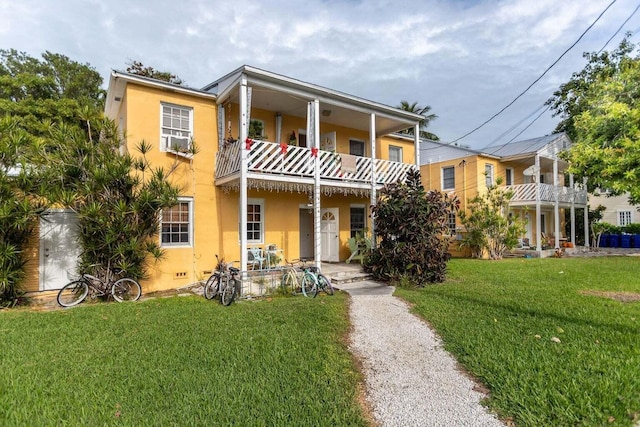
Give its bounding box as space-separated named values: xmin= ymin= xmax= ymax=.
xmin=365 ymin=170 xmax=458 ymax=286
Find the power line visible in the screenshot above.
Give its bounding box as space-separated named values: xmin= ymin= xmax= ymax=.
xmin=598 ymin=3 xmax=640 ymax=53
xmin=448 ymin=0 xmax=618 ymax=145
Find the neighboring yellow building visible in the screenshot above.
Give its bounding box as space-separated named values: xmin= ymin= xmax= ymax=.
xmin=26 ymin=66 xmax=422 ymax=294
xmin=420 ymin=134 xmax=589 ymax=256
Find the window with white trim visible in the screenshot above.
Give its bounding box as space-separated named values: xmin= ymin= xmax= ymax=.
xmin=447 ymin=212 xmax=457 ymax=236
xmin=161 ymin=103 xmax=192 ymax=153
xmin=350 ymin=205 xmax=366 ymax=238
xmin=246 ymin=199 xmax=264 ymax=243
xmin=442 ymin=166 xmax=455 ymax=190
xmin=160 ymin=198 xmax=193 ymax=247
xmin=618 ymin=210 xmax=632 ymax=226
xmin=389 ymin=145 xmax=403 ymax=163
xmin=505 ymin=168 xmax=514 ymax=186
xmin=485 ymin=163 xmax=494 ymax=187
xmin=248 ymin=119 xmax=265 ymax=139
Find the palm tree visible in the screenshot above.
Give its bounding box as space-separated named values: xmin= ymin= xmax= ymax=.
xmin=397 ymin=101 xmax=439 ymax=141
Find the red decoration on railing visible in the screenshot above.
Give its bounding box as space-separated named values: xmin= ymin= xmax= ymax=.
xmin=279 ymin=143 xmax=288 ymax=154
xmin=245 ymin=138 xmax=253 ymax=150
xmin=311 ymin=147 xmax=318 ymax=158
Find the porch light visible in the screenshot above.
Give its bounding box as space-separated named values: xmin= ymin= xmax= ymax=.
xmin=322 ymin=109 xmax=332 ymax=117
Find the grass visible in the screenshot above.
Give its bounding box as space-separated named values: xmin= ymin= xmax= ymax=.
xmin=0 ymin=294 xmax=368 ymax=426
xmin=396 ymin=257 xmax=640 ymax=427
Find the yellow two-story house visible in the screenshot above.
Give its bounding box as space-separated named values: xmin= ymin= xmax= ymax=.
xmin=420 ymin=133 xmax=589 ymax=256
xmin=80 ymin=65 xmax=419 ymax=293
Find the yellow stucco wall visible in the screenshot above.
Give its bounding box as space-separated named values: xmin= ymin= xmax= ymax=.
xmin=117 ymin=84 xmax=219 ymax=292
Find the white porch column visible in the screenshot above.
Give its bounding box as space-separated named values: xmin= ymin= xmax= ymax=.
xmin=535 ymin=155 xmax=542 ymax=252
xmin=275 ymin=113 xmax=282 ymax=144
xmin=414 ymin=123 xmax=420 ymax=170
xmin=239 ymin=77 xmax=249 ymax=273
xmin=369 ymin=113 xmax=377 ymax=247
xmin=553 ymin=156 xmax=560 ymax=249
xmin=583 ymin=177 xmax=590 ymax=247
xmin=570 ymin=174 xmax=576 ymax=246
xmin=311 ymin=100 xmax=321 ymax=270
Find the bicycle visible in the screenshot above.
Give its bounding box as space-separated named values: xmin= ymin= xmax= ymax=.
xmin=57 ymin=265 xmax=142 ymax=307
xmin=203 ymin=255 xmax=240 ymax=306
xmin=281 ymin=259 xmax=333 ymax=298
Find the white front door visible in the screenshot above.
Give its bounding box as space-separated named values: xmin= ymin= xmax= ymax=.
xmin=39 ymin=211 xmax=80 ymax=291
xmin=321 ymin=208 xmax=339 ymax=262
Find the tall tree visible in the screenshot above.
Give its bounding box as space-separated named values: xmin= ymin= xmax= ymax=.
xmin=561 ymin=52 xmax=640 ymax=204
xmin=397 ymin=100 xmax=439 ymax=141
xmin=546 ymin=37 xmax=636 ymax=140
xmin=126 ymin=60 xmax=184 ymax=85
xmin=0 ymin=49 xmax=104 ymax=136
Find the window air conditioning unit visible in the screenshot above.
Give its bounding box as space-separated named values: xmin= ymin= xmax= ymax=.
xmin=165 ymin=136 xmax=190 ymax=152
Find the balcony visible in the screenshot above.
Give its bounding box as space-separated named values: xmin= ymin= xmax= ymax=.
xmin=215 ymin=139 xmax=417 ymax=188
xmin=509 ymin=183 xmax=588 ymax=206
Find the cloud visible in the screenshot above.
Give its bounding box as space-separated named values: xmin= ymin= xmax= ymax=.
xmin=1 ymin=0 xmax=638 ymax=147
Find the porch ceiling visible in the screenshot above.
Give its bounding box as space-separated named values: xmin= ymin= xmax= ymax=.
xmin=213 ymin=67 xmax=420 ymax=137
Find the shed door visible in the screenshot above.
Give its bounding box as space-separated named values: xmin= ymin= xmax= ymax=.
xmin=39 ymin=211 xmax=80 ymax=290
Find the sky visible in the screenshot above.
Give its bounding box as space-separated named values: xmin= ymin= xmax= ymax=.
xmin=1 ymin=0 xmax=639 ymax=150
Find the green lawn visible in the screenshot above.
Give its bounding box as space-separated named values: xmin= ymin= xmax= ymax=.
xmin=396 ymin=257 xmax=640 ymax=427
xmin=0 ymin=294 xmax=367 ymax=426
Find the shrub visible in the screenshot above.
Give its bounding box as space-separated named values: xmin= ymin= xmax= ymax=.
xmin=459 ymin=178 xmax=526 ymax=260
xmin=365 ymin=170 xmax=458 ymax=285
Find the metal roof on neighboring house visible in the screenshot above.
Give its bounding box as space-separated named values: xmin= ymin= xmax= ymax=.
xmin=480 ymin=133 xmax=570 ymax=159
xmin=419 ymin=133 xmax=571 ymax=165
xmin=419 ymin=140 xmax=491 ymax=164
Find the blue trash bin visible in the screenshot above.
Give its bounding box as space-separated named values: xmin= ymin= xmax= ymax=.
xmin=634 ymin=234 xmax=640 ymax=248
xmin=609 ymin=234 xmax=620 ymax=247
xmin=599 ymin=234 xmax=609 ymax=247
xmin=621 ymin=234 xmax=632 ymax=248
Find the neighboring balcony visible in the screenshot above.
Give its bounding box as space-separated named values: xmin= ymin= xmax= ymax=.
xmin=508 ymin=183 xmax=588 ymax=207
xmin=215 ymin=139 xmax=418 ymax=189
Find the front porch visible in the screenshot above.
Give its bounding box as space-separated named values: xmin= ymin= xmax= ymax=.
xmin=215 ymin=138 xmax=418 ymax=190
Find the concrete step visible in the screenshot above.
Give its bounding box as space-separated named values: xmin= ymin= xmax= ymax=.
xmin=328 ymin=271 xmax=372 ymax=285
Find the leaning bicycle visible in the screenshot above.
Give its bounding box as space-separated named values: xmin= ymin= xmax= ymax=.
xmin=57 ymin=265 xmax=142 ymax=307
xmin=281 ymin=259 xmax=333 ymax=298
xmin=203 ymin=255 xmax=240 ymax=306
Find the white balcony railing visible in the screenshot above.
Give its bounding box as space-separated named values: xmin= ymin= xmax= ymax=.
xmin=509 ymin=183 xmax=587 ymax=205
xmin=215 ymin=139 xmax=417 ymax=186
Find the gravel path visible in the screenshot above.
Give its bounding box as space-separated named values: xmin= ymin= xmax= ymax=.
xmin=340 ymin=280 xmax=504 ymax=427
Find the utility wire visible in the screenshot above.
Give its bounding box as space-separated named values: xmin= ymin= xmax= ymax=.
xmin=448 ymin=0 xmax=618 ymax=145
xmin=597 ymin=3 xmax=640 ymax=53
xmin=485 ymin=2 xmax=640 ymax=152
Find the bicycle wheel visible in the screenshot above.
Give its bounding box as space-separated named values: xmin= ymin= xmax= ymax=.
xmin=204 ymin=274 xmax=221 ymax=300
xmin=281 ymin=271 xmax=297 ymax=295
xmin=318 ymin=274 xmax=334 ymax=295
xmin=221 ymin=277 xmax=237 ymax=306
xmin=57 ymin=280 xmax=89 ymax=307
xmin=112 ymin=278 xmax=142 ymax=302
xmin=301 ymin=273 xmax=318 ymax=298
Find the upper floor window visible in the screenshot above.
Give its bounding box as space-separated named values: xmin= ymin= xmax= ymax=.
xmin=442 ymin=166 xmax=455 ymax=190
xmin=505 ymin=168 xmax=514 ymax=186
xmin=618 ymin=210 xmax=632 ymax=226
xmin=248 ymin=119 xmax=266 ymax=140
xmin=350 ymin=139 xmax=365 ymax=157
xmin=161 ymin=198 xmax=193 ymax=247
xmin=389 ymin=146 xmax=403 ymax=163
xmin=161 ymin=103 xmax=192 ymax=153
xmin=485 ymin=163 xmax=494 ymax=187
